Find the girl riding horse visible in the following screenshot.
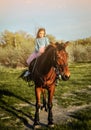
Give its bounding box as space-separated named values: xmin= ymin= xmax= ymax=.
xmin=29 ymin=42 xmax=70 ymax=128
xmin=20 ymin=42 xmax=70 ymax=128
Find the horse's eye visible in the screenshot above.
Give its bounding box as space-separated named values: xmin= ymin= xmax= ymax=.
xmin=57 ymin=55 xmax=63 ymax=59
xmin=59 ymin=56 xmax=63 ymax=59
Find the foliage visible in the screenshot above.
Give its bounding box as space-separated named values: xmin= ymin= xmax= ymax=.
xmin=47 ymin=34 xmax=56 ymax=43
xmin=67 ymin=41 xmax=91 ymax=62
xmin=0 ymin=30 xmax=34 ymax=47
xmin=0 ymin=30 xmax=34 ymax=67
xmin=0 ymin=30 xmax=91 ymax=67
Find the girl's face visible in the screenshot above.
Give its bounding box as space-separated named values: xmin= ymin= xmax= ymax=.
xmin=38 ymin=30 xmax=45 ymax=38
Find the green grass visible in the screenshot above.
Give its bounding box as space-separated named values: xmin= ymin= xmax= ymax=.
xmin=55 ymin=63 xmax=91 ymax=107
xmin=0 ymin=63 xmax=91 ymax=130
xmin=0 ymin=66 xmax=35 ymax=129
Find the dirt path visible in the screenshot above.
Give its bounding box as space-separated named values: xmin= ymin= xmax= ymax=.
xmin=24 ymin=98 xmax=91 ymax=130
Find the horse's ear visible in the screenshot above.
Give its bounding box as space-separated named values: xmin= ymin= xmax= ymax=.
xmin=64 ymin=41 xmax=69 ymax=48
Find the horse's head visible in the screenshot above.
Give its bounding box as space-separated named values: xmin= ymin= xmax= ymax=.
xmin=54 ymin=42 xmax=70 ymax=81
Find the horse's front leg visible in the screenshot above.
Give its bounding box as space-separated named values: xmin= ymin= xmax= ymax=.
xmin=48 ymin=85 xmax=55 ymax=127
xmin=34 ymin=87 xmax=41 ymax=128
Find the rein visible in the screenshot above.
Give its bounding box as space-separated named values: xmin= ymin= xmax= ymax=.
xmin=36 ymin=69 xmax=44 ymax=84
xmin=32 ymin=58 xmax=38 ymax=74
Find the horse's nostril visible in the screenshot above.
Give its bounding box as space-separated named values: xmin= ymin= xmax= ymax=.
xmin=66 ymin=75 xmax=70 ymax=79
xmin=61 ymin=75 xmax=70 ymax=81
xmin=65 ymin=76 xmax=69 ymax=80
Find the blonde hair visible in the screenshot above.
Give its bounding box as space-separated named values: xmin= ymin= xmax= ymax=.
xmin=36 ymin=28 xmax=46 ymax=38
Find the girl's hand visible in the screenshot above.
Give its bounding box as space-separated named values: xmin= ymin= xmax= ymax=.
xmin=39 ymin=47 xmax=45 ymax=53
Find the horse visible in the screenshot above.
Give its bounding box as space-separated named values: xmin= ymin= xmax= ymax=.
xmin=26 ymin=42 xmax=70 ymax=128
xmin=21 ymin=42 xmax=70 ymax=128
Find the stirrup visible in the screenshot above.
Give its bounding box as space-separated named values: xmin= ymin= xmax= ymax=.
xmin=19 ymin=70 xmax=32 ymax=82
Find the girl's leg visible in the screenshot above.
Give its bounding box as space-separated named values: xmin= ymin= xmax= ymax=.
xmin=27 ymin=52 xmax=39 ymax=66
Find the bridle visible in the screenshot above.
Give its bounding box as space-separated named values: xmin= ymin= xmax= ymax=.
xmin=53 ymin=49 xmax=68 ymax=75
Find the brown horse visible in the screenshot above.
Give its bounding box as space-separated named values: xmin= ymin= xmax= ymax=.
xmin=28 ymin=42 xmax=70 ymax=128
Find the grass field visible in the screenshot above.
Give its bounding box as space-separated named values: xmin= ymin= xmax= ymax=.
xmin=0 ymin=63 xmax=91 ymax=130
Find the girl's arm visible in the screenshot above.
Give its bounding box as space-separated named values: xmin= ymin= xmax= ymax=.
xmin=35 ymin=39 xmax=39 ymax=52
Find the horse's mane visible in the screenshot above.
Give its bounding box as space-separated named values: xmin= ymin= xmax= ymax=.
xmin=34 ymin=44 xmax=56 ymax=75
xmin=55 ymin=42 xmax=66 ymax=51
xmin=39 ymin=42 xmax=66 ymax=63
xmin=40 ymin=44 xmax=56 ymax=59
xmin=45 ymin=42 xmax=66 ymax=52
xmin=45 ymin=44 xmax=54 ymax=52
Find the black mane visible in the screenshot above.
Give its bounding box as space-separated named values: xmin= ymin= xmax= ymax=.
xmin=44 ymin=42 xmax=66 ymax=52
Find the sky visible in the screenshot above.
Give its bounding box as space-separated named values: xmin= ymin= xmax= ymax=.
xmin=0 ymin=0 xmax=91 ymax=41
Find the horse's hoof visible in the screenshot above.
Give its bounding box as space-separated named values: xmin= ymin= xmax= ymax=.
xmin=48 ymin=122 xmax=54 ymax=128
xmin=41 ymin=107 xmax=47 ymax=112
xmin=33 ymin=122 xmax=41 ymax=129
xmin=33 ymin=125 xmax=41 ymax=129
xmin=41 ymin=106 xmax=48 ymax=112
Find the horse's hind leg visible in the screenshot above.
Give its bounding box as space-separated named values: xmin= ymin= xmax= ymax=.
xmin=41 ymin=89 xmax=48 ymax=112
xmin=34 ymin=87 xmax=41 ymax=128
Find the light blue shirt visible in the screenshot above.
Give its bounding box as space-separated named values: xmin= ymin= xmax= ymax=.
xmin=35 ymin=37 xmax=49 ymax=52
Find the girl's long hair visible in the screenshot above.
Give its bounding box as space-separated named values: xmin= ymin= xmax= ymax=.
xmin=36 ymin=28 xmax=46 ymax=38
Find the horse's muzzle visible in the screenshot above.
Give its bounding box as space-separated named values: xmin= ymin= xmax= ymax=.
xmin=61 ymin=74 xmax=70 ymax=81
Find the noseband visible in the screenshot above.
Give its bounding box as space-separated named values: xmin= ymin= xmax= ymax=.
xmin=55 ymin=63 xmax=68 ymax=73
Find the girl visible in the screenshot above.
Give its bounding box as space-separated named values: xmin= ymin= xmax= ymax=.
xmin=23 ymin=28 xmax=50 ymax=78
xmin=27 ymin=28 xmax=49 ymax=65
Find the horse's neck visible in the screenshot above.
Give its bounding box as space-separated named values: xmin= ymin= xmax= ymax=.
xmin=37 ymin=48 xmax=55 ymax=75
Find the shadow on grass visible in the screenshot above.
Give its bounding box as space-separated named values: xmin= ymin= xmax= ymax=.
xmin=0 ymin=89 xmax=35 ymax=129
xmin=68 ymin=106 xmax=91 ymax=130
xmin=0 ymin=89 xmax=35 ymax=106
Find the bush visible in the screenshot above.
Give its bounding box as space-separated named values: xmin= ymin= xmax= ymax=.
xmin=67 ymin=43 xmax=91 ymax=63
xmin=0 ymin=42 xmax=34 ymax=68
xmin=0 ymin=30 xmax=91 ymax=67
